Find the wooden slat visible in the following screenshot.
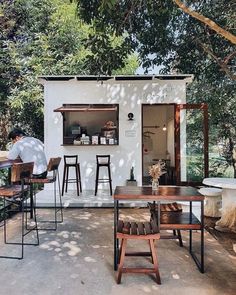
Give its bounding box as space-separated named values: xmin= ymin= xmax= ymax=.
xmin=144 ymin=222 xmax=152 ymax=234
xmin=117 ymin=220 xmax=124 ymax=233
xmin=137 ymin=222 xmax=145 ymax=235
xmin=130 ymin=222 xmax=138 ymax=235
xmin=150 ymin=220 xmax=159 ymax=234
xmin=123 ymin=222 xmax=131 ymax=234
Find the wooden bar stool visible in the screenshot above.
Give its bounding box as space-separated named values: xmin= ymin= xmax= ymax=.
xmin=95 ymin=155 xmax=112 ymax=196
xmin=116 ymin=219 xmax=161 ymax=284
xmin=30 ymin=157 xmax=63 ymax=230
xmin=62 ymin=155 xmax=82 ymax=196
xmin=0 ymin=162 xmax=39 ymax=259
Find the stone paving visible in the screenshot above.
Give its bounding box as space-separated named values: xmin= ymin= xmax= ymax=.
xmin=0 ymin=208 xmax=236 ymax=295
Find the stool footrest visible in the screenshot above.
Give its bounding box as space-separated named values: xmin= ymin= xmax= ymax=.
xmin=125 ymin=251 xmax=152 ymax=256
xmin=121 ymin=267 xmax=157 ymax=274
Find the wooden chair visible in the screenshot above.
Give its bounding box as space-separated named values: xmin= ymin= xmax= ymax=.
xmin=30 ymin=157 xmax=63 ymax=230
xmin=116 ymin=219 xmax=161 ymax=284
xmin=95 ymin=155 xmax=112 ymax=196
xmin=62 ymin=155 xmax=82 ymax=196
xmin=0 ymin=162 xmax=39 ymax=259
xmin=148 ymin=202 xmax=183 ymax=247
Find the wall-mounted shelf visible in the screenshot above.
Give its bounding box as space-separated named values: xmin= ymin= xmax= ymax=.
xmin=61 ymin=144 xmax=119 ymax=147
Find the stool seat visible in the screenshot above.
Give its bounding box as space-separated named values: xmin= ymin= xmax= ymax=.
xmin=116 ymin=220 xmax=161 ymax=284
xmin=199 ymin=187 xmax=222 ymax=196
xmin=30 ymin=176 xmax=55 ymax=184
xmin=117 ymin=220 xmax=160 ymax=239
xmin=199 ymin=187 xmax=222 ymax=217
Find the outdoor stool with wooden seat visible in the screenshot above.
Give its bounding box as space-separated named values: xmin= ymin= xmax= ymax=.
xmin=116 ymin=219 xmax=161 ymax=284
xmin=148 ymin=202 xmax=183 ymax=247
xmin=0 ymin=162 xmax=39 ymax=259
xmin=62 ymin=155 xmax=82 ymax=196
xmin=95 ymin=155 xmax=112 ymax=196
xmin=198 ymin=187 xmax=222 ymax=217
xmin=30 ymin=157 xmax=63 ymax=230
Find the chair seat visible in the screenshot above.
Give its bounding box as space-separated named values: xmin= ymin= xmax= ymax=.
xmin=30 ymin=176 xmax=55 ymax=184
xmin=0 ymin=185 xmax=29 ymax=197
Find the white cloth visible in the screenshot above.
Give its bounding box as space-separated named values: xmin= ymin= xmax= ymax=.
xmin=8 ymin=136 xmax=47 ymax=175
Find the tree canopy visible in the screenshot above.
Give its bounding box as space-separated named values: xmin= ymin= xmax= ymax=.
xmin=77 ymin=0 xmax=236 ymax=176
xmin=0 ymin=0 xmax=138 ymax=149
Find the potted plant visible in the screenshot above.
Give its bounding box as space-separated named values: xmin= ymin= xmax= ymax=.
xmin=126 ymin=166 xmax=137 ymax=186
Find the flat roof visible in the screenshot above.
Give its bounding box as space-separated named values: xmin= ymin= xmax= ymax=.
xmin=38 ymin=74 xmax=194 ymax=82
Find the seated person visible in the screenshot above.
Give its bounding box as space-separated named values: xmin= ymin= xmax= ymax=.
xmin=7 ymin=128 xmax=48 ymax=179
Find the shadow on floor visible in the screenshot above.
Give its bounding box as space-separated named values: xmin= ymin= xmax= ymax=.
xmin=204 ymin=216 xmax=236 ymax=256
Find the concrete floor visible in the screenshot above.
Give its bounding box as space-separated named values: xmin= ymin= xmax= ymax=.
xmin=0 ymin=208 xmax=236 ymax=295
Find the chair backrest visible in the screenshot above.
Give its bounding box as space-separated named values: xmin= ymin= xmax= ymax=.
xmin=96 ymin=155 xmax=110 ymax=165
xmin=47 ymin=157 xmax=61 ymax=172
xmin=64 ymin=155 xmax=78 ymax=165
xmin=11 ymin=162 xmax=34 ymax=183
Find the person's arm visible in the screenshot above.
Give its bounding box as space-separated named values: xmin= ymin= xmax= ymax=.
xmin=7 ymin=143 xmax=20 ymax=160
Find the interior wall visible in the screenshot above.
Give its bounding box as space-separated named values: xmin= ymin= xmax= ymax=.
xmin=143 ymin=105 xmax=175 ymax=177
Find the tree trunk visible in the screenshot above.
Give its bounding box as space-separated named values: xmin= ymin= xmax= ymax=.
xmin=229 ymin=137 xmax=236 ymax=178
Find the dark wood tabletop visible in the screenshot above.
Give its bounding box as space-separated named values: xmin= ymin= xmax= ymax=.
xmin=114 ymin=186 xmax=204 ymax=201
xmin=0 ymin=157 xmax=21 ymax=169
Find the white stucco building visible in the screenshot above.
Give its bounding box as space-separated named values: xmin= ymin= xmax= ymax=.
xmin=39 ymin=75 xmax=195 ymax=192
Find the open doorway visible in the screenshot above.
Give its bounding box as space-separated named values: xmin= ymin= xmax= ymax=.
xmin=142 ymin=104 xmax=176 ymax=185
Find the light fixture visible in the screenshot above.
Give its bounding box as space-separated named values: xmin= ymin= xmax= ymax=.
xmin=162 ymin=124 xmax=167 ymax=131
xmin=128 ymin=113 xmax=134 ymax=120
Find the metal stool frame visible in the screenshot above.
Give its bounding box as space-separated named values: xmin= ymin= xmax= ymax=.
xmin=0 ymin=162 xmax=39 ymax=259
xmin=62 ymin=155 xmax=82 ymax=196
xmin=30 ymin=157 xmax=63 ymax=231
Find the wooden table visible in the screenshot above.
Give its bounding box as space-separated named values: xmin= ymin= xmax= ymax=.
xmin=203 ymin=178 xmax=236 ymax=232
xmin=114 ymin=186 xmax=205 ymax=273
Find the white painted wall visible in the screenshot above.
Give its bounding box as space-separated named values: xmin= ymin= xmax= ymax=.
xmin=41 ymin=77 xmax=189 ymax=190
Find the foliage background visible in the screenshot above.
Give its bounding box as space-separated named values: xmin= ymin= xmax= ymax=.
xmin=0 ymin=0 xmax=235 ymax=177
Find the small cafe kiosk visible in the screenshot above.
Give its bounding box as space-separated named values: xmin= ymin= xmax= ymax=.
xmin=39 ymin=74 xmax=205 ymax=192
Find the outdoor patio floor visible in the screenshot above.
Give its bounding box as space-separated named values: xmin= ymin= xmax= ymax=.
xmin=0 ymin=208 xmax=235 ymax=295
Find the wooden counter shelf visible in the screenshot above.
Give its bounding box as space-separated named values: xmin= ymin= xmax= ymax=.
xmin=61 ymin=144 xmax=119 ymax=146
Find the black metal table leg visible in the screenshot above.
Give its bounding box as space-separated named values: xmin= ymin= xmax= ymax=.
xmin=189 ymin=201 xmax=192 ymax=252
xmin=200 ymin=199 xmax=205 ymax=273
xmin=114 ymin=199 xmax=119 ymax=271
xmin=30 ymin=183 xmax=33 ymax=219
xmin=189 ymin=200 xmax=205 ymax=273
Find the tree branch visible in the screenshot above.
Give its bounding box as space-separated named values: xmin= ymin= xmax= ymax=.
xmin=196 ymin=39 xmax=236 ymax=80
xmin=173 ymin=0 xmax=236 ymax=44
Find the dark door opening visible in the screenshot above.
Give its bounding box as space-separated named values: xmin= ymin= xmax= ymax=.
xmin=142 ymin=104 xmax=176 ymax=185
